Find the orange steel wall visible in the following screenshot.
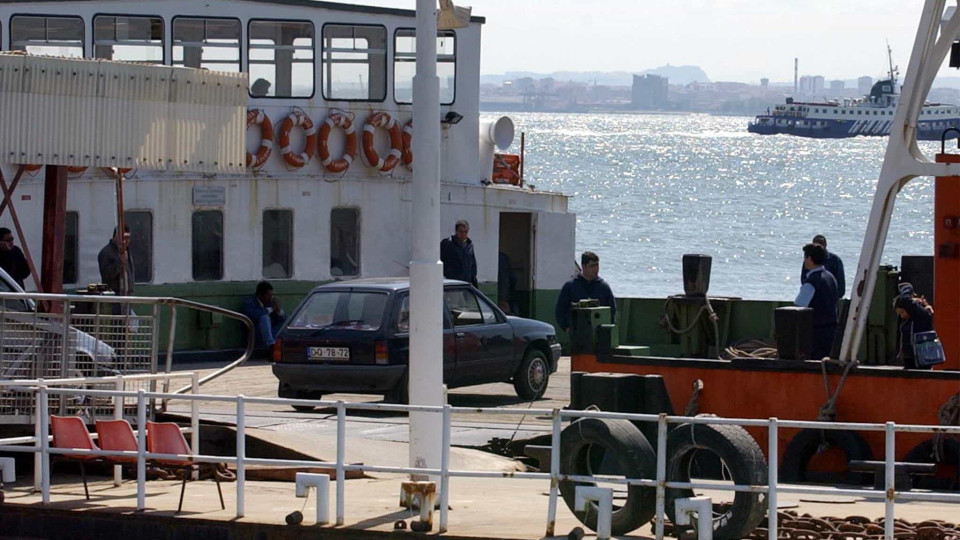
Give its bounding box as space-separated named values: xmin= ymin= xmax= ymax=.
xmin=934 ymin=154 xmax=960 ymax=369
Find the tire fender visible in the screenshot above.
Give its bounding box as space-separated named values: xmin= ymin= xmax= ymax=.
xmin=780 ymin=428 xmax=873 ymax=485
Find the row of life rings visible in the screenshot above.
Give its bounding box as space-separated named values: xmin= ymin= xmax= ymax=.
xmin=17 ymin=164 xmax=132 ymax=176
xmin=247 ymin=109 xmax=414 ymax=173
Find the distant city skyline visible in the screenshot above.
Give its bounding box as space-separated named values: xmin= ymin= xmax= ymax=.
xmin=346 ymin=1 xmax=950 ymax=83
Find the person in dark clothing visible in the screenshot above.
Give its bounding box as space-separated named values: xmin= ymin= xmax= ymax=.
xmin=98 ymin=226 xmax=135 ymax=296
xmin=0 ymin=227 xmax=30 ymax=288
xmin=440 ymin=219 xmax=478 ymax=287
xmin=555 ymin=251 xmax=616 ymax=332
xmin=497 ymin=251 xmax=518 ymax=315
xmin=893 ymin=283 xmax=935 ymax=369
xmin=242 ymin=281 xmax=286 ymax=349
xmin=800 ymin=234 xmax=845 ymax=297
xmin=794 ymin=243 xmax=840 ymax=359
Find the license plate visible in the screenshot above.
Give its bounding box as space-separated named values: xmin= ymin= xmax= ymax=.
xmin=308 ymin=347 xmax=350 ymax=361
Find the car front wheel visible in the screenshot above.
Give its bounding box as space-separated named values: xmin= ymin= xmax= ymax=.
xmin=513 ymin=348 xmax=550 ymax=400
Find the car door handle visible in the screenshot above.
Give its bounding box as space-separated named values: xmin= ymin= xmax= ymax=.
xmin=455 ymin=332 xmax=465 ymax=340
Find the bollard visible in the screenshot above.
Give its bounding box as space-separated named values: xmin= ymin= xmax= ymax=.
xmin=400 ymin=480 xmax=437 ymax=531
xmin=574 ymin=486 xmax=613 ymax=540
xmin=675 ymin=496 xmax=713 ymax=540
xmin=295 ymin=472 xmax=330 ymax=525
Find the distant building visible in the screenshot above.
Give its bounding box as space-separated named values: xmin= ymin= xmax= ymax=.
xmin=632 ymin=74 xmax=668 ymax=109
xmin=799 ymin=75 xmax=825 ymax=95
xmin=858 ymin=76 xmax=873 ymax=95
xmin=830 ymin=80 xmax=844 ymax=92
xmin=760 ymin=77 xmax=769 ymax=88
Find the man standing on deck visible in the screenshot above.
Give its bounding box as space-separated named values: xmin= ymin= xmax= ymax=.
xmin=800 ymin=234 xmax=845 ymax=297
xmin=440 ymin=220 xmax=478 ymax=287
xmin=98 ymin=226 xmax=135 ymax=296
xmin=0 ymin=228 xmax=30 ymax=289
xmin=555 ymin=251 xmax=616 ymax=333
xmin=795 ymin=243 xmax=840 ymax=359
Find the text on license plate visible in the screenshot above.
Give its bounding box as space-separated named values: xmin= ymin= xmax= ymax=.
xmin=308 ymin=347 xmax=350 ymax=360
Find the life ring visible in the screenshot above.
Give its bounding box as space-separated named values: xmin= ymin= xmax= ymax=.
xmin=361 ymin=112 xmax=402 ymax=172
xmin=401 ymin=120 xmax=413 ymax=169
xmin=278 ymin=110 xmax=316 ymax=169
xmin=317 ymin=112 xmax=358 ymax=173
xmin=246 ymin=108 xmax=274 ymax=169
xmin=67 ymin=166 xmax=87 ymax=175
xmin=19 ymin=164 xmax=42 ymax=173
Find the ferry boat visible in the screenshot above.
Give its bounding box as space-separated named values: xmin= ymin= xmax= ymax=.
xmin=748 ymin=54 xmax=960 ymax=140
xmin=0 ymin=0 xmax=576 ymax=352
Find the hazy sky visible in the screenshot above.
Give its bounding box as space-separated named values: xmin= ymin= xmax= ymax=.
xmin=350 ymin=1 xmax=942 ymax=83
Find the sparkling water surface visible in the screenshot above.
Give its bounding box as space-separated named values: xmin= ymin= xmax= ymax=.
xmin=484 ymin=113 xmax=935 ymax=300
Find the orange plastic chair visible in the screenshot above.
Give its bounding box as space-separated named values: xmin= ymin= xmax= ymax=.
xmin=146 ymin=421 xmax=224 ymax=513
xmin=95 ymin=419 xmax=138 ymax=465
xmin=50 ymin=415 xmax=99 ymax=500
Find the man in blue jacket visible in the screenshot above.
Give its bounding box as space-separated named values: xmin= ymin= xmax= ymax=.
xmin=242 ymin=281 xmax=286 ymax=349
xmin=800 ymin=234 xmax=845 ymax=298
xmin=440 ymin=220 xmax=478 ymax=287
xmin=795 ymin=243 xmax=839 ymax=359
xmin=555 ymin=251 xmax=616 ymax=333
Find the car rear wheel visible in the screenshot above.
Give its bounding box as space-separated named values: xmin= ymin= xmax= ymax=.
xmin=291 ymin=403 xmax=318 ymax=412
xmin=514 ymin=348 xmax=550 ymax=400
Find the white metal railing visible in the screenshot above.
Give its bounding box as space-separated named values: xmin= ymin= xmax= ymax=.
xmin=0 ymin=385 xmax=957 ymax=540
xmin=0 ymin=291 xmax=253 ymax=423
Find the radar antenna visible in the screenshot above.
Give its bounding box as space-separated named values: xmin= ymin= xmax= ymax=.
xmin=886 ymin=40 xmax=899 ymax=84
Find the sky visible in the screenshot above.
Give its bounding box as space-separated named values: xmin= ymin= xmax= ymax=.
xmin=346 ymin=1 xmax=943 ymax=83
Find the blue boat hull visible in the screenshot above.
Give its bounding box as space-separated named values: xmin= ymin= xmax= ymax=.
xmin=748 ymin=117 xmax=960 ymax=141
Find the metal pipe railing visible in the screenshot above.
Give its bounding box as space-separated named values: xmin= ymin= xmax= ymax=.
xmin=1 ymin=385 xmax=958 ymax=540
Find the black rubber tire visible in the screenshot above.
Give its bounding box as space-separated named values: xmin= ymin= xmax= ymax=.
xmin=903 ymin=438 xmax=960 ymax=490
xmin=780 ymin=428 xmax=873 ymax=485
xmin=513 ymin=348 xmax=550 ymax=400
xmin=385 ymin=372 xmax=409 ymax=405
xmin=559 ymin=418 xmax=657 ymax=536
xmin=665 ymin=423 xmax=768 ymax=540
xmin=291 ymin=404 xmax=316 ymax=412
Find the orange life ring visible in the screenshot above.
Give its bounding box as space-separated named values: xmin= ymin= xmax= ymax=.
xmin=318 ymin=113 xmax=358 ymax=173
xmin=361 ymin=112 xmax=402 ymax=173
xmin=278 ymin=110 xmax=316 ymax=169
xmin=401 ymin=120 xmax=413 ymax=169
xmin=19 ymin=164 xmax=42 ymax=173
xmin=67 ymin=166 xmax=87 ymax=175
xmin=246 ymin=108 xmax=274 ymax=169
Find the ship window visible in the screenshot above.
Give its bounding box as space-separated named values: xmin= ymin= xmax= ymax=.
xmin=330 ymin=207 xmax=360 ymax=277
xmin=249 ymin=20 xmax=314 ymax=98
xmin=94 ymin=15 xmax=164 ymax=63
xmin=262 ymin=209 xmax=293 ymax=279
xmin=322 ymin=24 xmax=386 ymax=101
xmin=394 ymin=28 xmax=455 ymax=105
xmin=63 ymin=211 xmax=79 ymax=285
xmin=192 ymin=210 xmax=223 ymax=281
xmin=10 ymin=15 xmax=84 ymax=57
xmin=123 ymin=210 xmax=153 ymax=284
xmin=173 ymin=17 xmax=241 ymax=72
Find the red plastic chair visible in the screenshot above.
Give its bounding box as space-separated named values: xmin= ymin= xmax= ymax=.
xmin=95 ymin=419 xmax=138 ymax=465
xmin=50 ymin=415 xmax=99 ymax=500
xmin=146 ymin=421 xmax=224 ymax=513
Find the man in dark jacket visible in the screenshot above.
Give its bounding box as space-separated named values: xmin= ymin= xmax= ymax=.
xmin=555 ymin=251 xmax=616 ymax=332
xmin=800 ymin=234 xmax=845 ymax=297
xmin=242 ymin=281 xmax=286 ymax=349
xmin=440 ymin=220 xmax=478 ymax=287
xmin=893 ymin=283 xmax=935 ymax=369
xmin=98 ymin=226 xmax=135 ymax=296
xmin=0 ymin=227 xmax=30 ymax=288
xmin=794 ymin=243 xmax=839 ymax=359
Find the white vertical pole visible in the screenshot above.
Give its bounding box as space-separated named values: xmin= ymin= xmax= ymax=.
xmin=655 ymin=414 xmax=668 ymax=540
xmin=439 ymin=404 xmax=451 ymax=533
xmin=408 ymin=0 xmax=444 ymax=480
xmin=236 ymin=395 xmax=246 ymax=518
xmin=191 ymin=372 xmax=200 ymax=457
xmin=33 ymin=385 xmax=43 ymax=491
xmin=336 ymin=401 xmax=346 ymax=526
xmin=136 ymin=388 xmax=146 ymax=511
xmin=545 ymin=408 xmax=560 ymax=537
xmin=39 ymin=386 xmax=49 ymax=504
xmin=113 ymin=376 xmax=123 ymax=486
xmin=767 ymin=418 xmax=778 ymax=540
xmin=884 ymin=422 xmax=896 ymax=540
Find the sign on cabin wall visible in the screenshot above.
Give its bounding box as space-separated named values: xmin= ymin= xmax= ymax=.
xmin=0 ymin=54 xmax=247 ymax=174
xmin=193 ymin=186 xmax=227 ymax=206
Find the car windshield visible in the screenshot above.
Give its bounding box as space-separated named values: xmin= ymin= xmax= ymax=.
xmin=289 ymin=291 xmax=388 ymax=331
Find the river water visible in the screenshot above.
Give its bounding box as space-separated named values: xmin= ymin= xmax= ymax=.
xmin=485 ymin=112 xmax=937 ymax=300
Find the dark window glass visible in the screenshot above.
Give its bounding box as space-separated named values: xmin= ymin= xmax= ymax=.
xmin=173 ymin=18 xmax=240 ymax=72
xmin=262 ymin=209 xmax=293 ymax=279
xmin=330 ymin=208 xmax=359 ymax=277
xmin=394 ymin=29 xmax=455 ymax=104
xmin=124 ymin=211 xmax=152 ymax=283
xmin=443 ymin=289 xmax=484 ymax=326
xmin=94 ymin=15 xmax=164 ymax=63
xmin=192 ymin=210 xmax=223 ymax=281
xmin=289 ymin=291 xmax=386 ymax=330
xmin=248 ymin=20 xmax=314 ymax=98
xmin=322 ymin=24 xmax=386 ymax=101
xmin=63 ymin=211 xmax=79 ymax=285
xmin=11 ymin=16 xmax=83 ymax=57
